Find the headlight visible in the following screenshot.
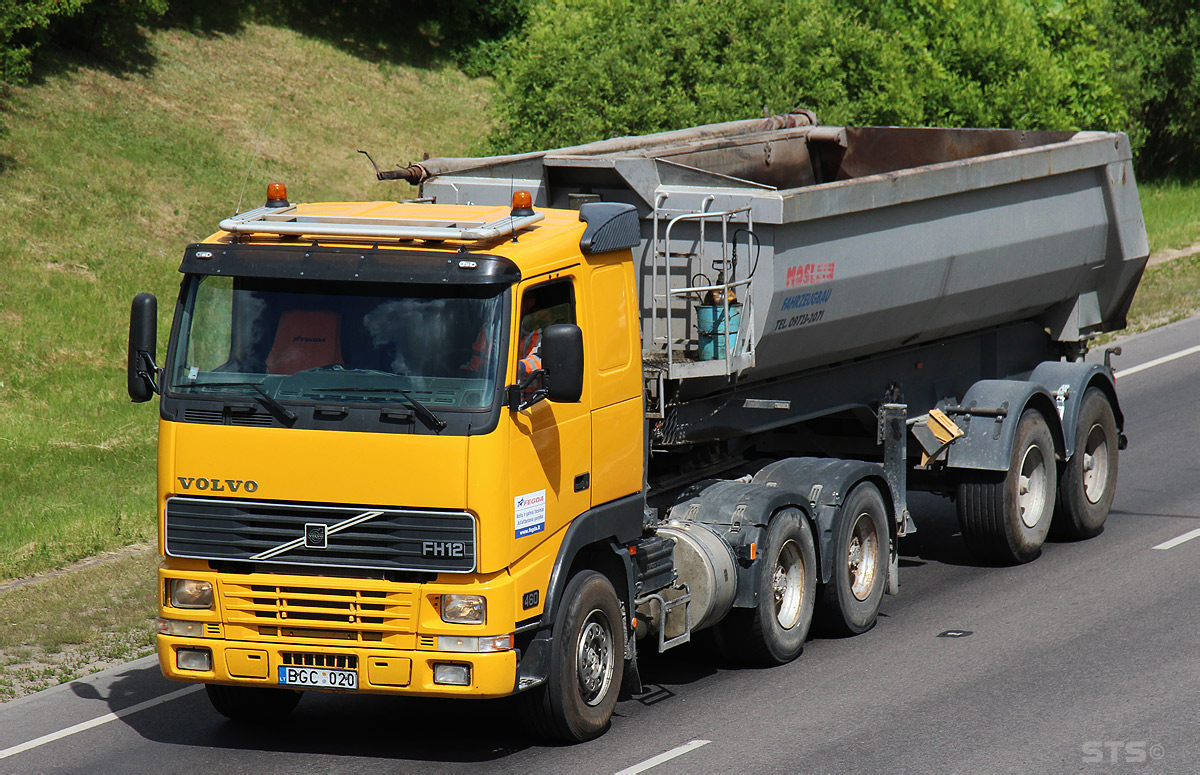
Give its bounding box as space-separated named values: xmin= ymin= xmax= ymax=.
xmin=440 ymin=594 xmax=485 ymax=624
xmin=169 ymin=579 xmax=214 ymax=609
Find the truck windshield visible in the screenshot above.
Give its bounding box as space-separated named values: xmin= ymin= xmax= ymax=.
xmin=168 ymin=275 xmax=506 ymax=411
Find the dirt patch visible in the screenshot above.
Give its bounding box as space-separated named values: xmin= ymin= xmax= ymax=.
xmin=1148 ymin=242 xmax=1200 ymax=267
xmin=0 ymin=545 xmax=159 ymax=702
xmin=0 ymin=542 xmax=154 ymax=594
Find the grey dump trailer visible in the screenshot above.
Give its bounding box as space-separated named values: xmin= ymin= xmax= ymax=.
xmin=386 ymin=112 xmax=1147 ymax=660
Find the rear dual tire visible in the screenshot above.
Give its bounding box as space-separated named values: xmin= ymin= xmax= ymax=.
xmin=957 ymin=409 xmax=1057 ymax=564
xmin=712 ymin=508 xmax=816 ymax=665
xmin=1052 ymin=388 xmax=1118 ymax=540
xmin=820 ymin=483 xmax=889 ymax=635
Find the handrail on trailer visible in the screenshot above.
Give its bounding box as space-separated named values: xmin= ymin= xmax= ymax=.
xmin=651 ymin=205 xmax=756 ymax=377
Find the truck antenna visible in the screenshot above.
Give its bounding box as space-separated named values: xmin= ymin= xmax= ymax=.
xmin=509 ymin=176 xmax=518 ymax=243
xmin=234 ymin=105 xmax=276 ymax=216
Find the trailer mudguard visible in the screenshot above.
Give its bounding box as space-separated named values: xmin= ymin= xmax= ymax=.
xmin=1028 ymin=361 xmax=1123 ymax=460
xmin=752 ymin=457 xmax=893 ymax=589
xmin=944 ymin=379 xmax=1065 ymax=471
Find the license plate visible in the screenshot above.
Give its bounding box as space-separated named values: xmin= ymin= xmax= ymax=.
xmin=278 ymin=665 xmax=358 ymax=690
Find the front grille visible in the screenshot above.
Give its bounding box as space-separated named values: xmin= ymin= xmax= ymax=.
xmin=165 ymin=496 xmax=476 ymax=573
xmin=282 ymin=652 xmax=358 ymax=669
xmin=221 ymin=577 xmax=416 ymax=641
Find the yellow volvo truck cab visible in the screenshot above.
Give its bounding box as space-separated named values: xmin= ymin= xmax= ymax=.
xmin=129 ymin=187 xmax=648 ymax=741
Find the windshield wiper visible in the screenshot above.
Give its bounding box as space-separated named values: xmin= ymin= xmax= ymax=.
xmin=184 ymin=380 xmax=297 ymax=424
xmin=311 ymin=387 xmax=446 ymax=431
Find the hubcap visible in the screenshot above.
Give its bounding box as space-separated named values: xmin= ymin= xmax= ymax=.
xmin=576 ymin=610 xmax=614 ymax=707
xmin=1017 ymin=442 xmax=1049 ymax=529
xmin=1082 ymin=423 xmax=1110 ymax=504
xmin=772 ymin=539 xmax=805 ymax=629
xmin=847 ymin=512 xmax=880 ymax=601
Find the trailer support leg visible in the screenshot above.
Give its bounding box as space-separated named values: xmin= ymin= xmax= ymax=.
xmin=878 ymin=403 xmax=911 ymax=595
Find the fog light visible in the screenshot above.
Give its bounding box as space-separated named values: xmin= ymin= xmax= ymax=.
xmin=433 ymin=662 xmax=471 ymax=686
xmin=440 ymin=594 xmax=485 ymax=624
xmin=176 ymin=648 xmax=212 ymax=672
xmin=156 ymin=617 xmax=206 ymax=638
xmin=169 ymin=579 xmax=214 ymax=609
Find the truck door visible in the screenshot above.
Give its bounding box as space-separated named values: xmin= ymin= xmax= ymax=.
xmin=507 ymin=274 xmax=592 ymax=552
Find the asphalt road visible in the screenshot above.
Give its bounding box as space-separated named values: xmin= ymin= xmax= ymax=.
xmin=3 ymin=317 xmax=1199 ymax=773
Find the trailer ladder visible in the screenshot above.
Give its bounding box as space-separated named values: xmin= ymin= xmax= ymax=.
xmin=646 ymin=200 xmax=757 ymax=381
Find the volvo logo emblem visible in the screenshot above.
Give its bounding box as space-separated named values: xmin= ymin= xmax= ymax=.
xmin=248 ymin=510 xmax=384 ymax=562
xmin=304 ymin=523 xmax=328 ymax=549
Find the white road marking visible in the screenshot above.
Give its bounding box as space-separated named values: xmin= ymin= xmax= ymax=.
xmin=1152 ymin=527 xmax=1200 ymax=550
xmin=0 ymin=685 xmax=202 ymax=760
xmin=1115 ymin=345 xmax=1200 ymax=379
xmin=615 ymin=739 xmax=712 ymax=775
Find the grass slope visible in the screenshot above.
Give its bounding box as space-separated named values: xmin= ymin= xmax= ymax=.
xmin=0 ymin=23 xmax=492 ymax=579
xmin=1141 ymin=180 xmax=1200 ymax=255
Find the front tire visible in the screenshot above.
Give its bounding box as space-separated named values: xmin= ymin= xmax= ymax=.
xmin=520 ymin=570 xmax=624 ymax=743
xmin=1052 ymin=388 xmax=1118 ymax=540
xmin=205 ymin=684 xmax=301 ymax=723
xmin=820 ymin=483 xmax=889 ymax=635
xmin=713 ymin=508 xmax=816 ymax=665
xmin=957 ymin=408 xmax=1057 ymax=564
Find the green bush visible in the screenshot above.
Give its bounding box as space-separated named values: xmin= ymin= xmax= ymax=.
xmin=860 ymin=0 xmax=1130 ymax=130
xmin=486 ymin=0 xmax=1136 ymax=153
xmin=1125 ymin=0 xmax=1200 ymax=177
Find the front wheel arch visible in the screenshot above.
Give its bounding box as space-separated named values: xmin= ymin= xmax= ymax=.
xmin=519 ymin=570 xmax=625 ymax=742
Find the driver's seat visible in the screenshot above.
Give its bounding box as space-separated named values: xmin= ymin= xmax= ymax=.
xmin=265 ymin=309 xmax=344 ymax=375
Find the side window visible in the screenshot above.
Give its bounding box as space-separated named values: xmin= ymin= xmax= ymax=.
xmin=516 ymin=280 xmax=574 ymax=380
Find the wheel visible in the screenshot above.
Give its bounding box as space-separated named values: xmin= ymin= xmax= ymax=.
xmin=1052 ymin=388 xmax=1118 ymax=540
xmin=712 ymin=508 xmax=816 ymax=665
xmin=520 ymin=570 xmax=624 ymax=743
xmin=820 ymin=483 xmax=889 ymax=635
xmin=957 ymin=408 xmax=1057 ymax=564
xmin=205 ymin=683 xmax=301 ymax=723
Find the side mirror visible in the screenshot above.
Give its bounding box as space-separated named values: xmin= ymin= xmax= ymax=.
xmin=541 ymin=323 xmax=584 ymax=403
xmin=128 ymin=292 xmax=159 ymax=402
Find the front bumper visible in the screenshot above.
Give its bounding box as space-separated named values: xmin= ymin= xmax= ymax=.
xmin=157 ymin=635 xmax=519 ymax=698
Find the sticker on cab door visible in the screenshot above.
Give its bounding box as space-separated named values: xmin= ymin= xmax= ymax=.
xmin=515 ymin=490 xmax=547 ymax=538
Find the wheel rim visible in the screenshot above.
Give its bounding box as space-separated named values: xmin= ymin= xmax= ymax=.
xmin=1017 ymin=442 xmax=1049 ymax=528
xmin=847 ymin=511 xmax=880 ymax=601
xmin=772 ymin=539 xmax=805 ymax=630
xmin=1081 ymin=422 xmax=1110 ymax=504
xmin=575 ymin=609 xmax=615 ymax=707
